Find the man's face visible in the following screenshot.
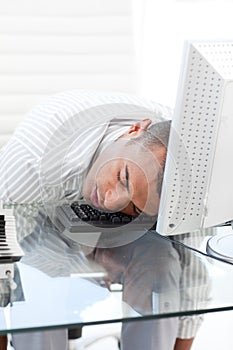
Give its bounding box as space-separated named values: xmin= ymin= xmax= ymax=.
xmin=82 ymin=128 xmax=162 ymax=216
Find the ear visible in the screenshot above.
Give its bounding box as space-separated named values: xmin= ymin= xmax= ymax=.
xmin=123 ymin=118 xmax=152 ymax=138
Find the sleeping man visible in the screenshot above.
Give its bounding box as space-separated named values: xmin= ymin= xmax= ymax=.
xmin=0 ymin=90 xmax=208 ymax=350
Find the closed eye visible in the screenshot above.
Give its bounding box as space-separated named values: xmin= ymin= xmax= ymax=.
xmin=117 ymin=166 xmax=130 ymax=192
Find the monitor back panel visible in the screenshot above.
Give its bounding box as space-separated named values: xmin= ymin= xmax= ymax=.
xmin=157 ymin=41 xmax=233 ymax=235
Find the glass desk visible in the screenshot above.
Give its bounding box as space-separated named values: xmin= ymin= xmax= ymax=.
xmin=0 ymin=204 xmax=233 ymax=342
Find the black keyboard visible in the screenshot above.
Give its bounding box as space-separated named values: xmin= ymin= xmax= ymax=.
xmin=55 ymin=201 xmax=157 ymax=233
xmin=0 ymin=208 xmax=24 ymax=278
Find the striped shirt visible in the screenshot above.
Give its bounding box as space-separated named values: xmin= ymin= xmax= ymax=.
xmin=0 ymin=89 xmax=171 ymax=205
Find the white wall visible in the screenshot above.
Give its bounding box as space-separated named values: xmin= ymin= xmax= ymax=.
xmin=0 ymin=0 xmax=137 ymax=146
xmin=137 ymin=0 xmax=233 ymax=108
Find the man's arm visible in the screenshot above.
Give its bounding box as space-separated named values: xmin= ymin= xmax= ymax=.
xmin=0 ymin=139 xmax=41 ymax=204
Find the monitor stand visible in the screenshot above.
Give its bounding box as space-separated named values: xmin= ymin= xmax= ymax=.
xmin=206 ymin=223 xmax=233 ymax=264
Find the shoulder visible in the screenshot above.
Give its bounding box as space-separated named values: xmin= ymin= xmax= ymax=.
xmin=10 ymin=90 xmax=173 ymax=154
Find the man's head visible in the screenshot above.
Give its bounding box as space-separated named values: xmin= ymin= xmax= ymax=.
xmin=82 ymin=118 xmax=171 ymax=216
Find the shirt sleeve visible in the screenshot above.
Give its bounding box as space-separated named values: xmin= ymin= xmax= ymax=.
xmin=0 ymin=139 xmax=42 ymax=204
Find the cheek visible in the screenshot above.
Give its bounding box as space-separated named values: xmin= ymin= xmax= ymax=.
xmin=84 ymin=157 xmax=121 ymax=198
xmin=96 ymin=163 xmax=112 ymax=183
xmin=86 ymin=160 xmax=107 ymax=184
xmin=96 ymin=160 xmax=119 ymax=186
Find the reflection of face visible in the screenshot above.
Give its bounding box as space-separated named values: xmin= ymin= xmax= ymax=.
xmin=82 ymin=138 xmax=162 ymax=216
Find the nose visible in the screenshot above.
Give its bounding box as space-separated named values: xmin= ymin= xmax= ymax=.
xmin=104 ymin=186 xmax=130 ymax=211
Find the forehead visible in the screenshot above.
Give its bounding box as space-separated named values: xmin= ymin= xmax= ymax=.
xmin=110 ymin=140 xmax=161 ymax=214
xmin=129 ymin=161 xmax=160 ymax=215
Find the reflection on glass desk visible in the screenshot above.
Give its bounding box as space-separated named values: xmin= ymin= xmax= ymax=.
xmin=0 ymin=204 xmax=233 ymax=335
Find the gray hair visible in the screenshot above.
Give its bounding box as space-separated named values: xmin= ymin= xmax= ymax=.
xmin=129 ymin=120 xmax=171 ymax=197
xmin=136 ymin=120 xmax=171 ymax=150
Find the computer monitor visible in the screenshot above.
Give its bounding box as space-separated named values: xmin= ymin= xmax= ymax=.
xmin=157 ymin=40 xmax=233 ymax=236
